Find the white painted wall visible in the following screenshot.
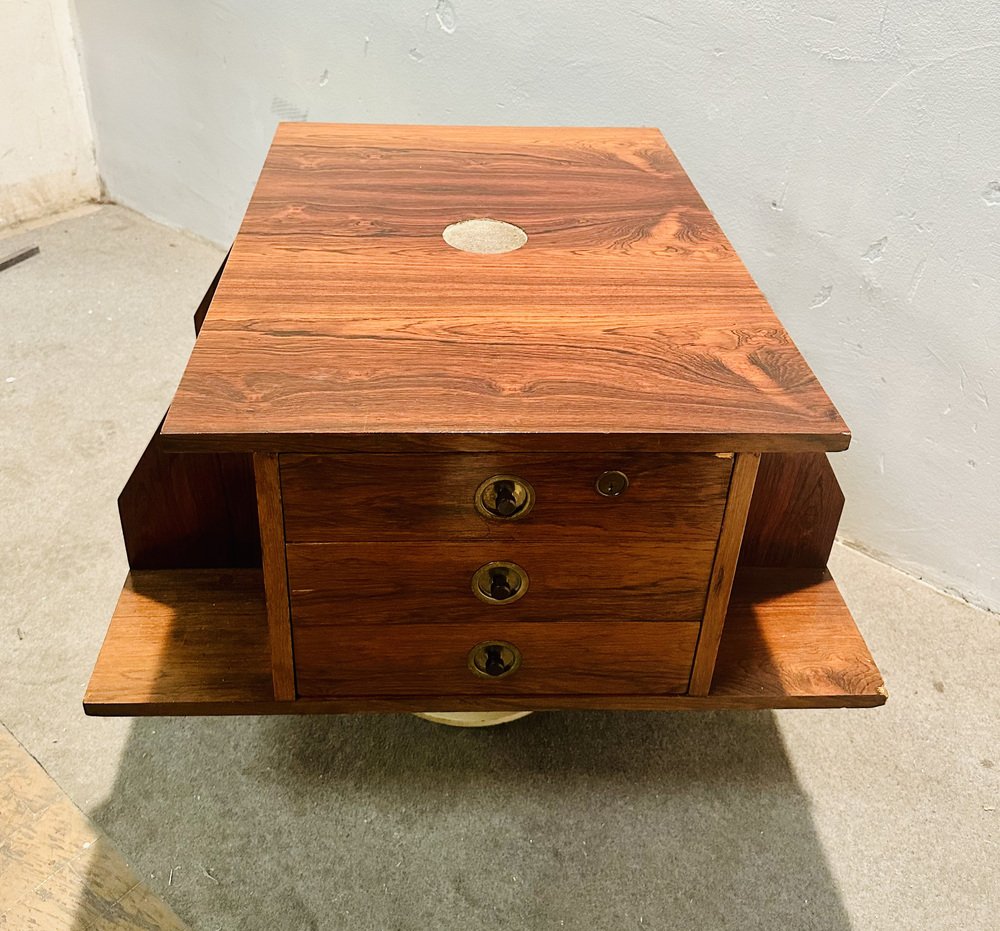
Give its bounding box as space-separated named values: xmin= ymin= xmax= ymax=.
xmin=74 ymin=1 xmax=999 ymax=610
xmin=0 ymin=0 xmax=98 ymax=225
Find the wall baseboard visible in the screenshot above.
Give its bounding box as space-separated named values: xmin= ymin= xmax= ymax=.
xmin=0 ymin=169 xmax=101 ymax=229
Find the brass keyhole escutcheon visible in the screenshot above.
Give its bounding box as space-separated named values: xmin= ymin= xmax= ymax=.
xmin=471 ymin=561 xmax=529 ymax=605
xmin=596 ymin=470 xmax=629 ymax=497
xmin=468 ymin=641 xmax=522 ymax=679
xmin=474 ymin=475 xmax=534 ymax=520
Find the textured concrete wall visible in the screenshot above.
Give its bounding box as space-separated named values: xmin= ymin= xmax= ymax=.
xmin=74 ymin=1 xmax=999 ymax=609
xmin=0 ymin=0 xmax=98 ymax=225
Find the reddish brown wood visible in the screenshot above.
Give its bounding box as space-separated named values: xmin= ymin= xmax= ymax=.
xmin=161 ymin=123 xmax=848 ymax=454
xmin=117 ymin=423 xmax=260 ymax=570
xmin=739 ymin=452 xmax=845 ymax=568
xmin=286 ymin=541 xmax=716 ymax=626
xmin=295 ymin=621 xmax=699 ymax=698
xmin=89 ymin=124 xmax=876 ymax=721
xmin=712 ymin=567 xmax=886 ymax=702
xmin=163 ymin=432 xmax=847 ymax=455
xmin=253 ymin=453 xmax=295 ymax=700
xmin=280 ymin=452 xmax=731 ymax=543
xmin=689 ymin=452 xmax=760 ymax=694
xmin=83 ymin=568 xmax=885 ymax=715
xmin=85 ymin=570 xmax=273 ymax=708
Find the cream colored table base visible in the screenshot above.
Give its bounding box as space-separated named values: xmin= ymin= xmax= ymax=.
xmin=413 ymin=711 xmax=533 ymax=727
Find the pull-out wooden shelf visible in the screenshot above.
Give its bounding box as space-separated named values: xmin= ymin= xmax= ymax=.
xmin=84 ymin=568 xmax=886 ymax=716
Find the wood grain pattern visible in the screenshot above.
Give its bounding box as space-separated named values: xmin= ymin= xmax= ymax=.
xmin=0 ymin=726 xmax=190 ymax=929
xmin=161 ymin=123 xmax=848 ymax=454
xmin=118 ymin=422 xmax=260 ymax=569
xmin=712 ymin=568 xmax=886 ymax=703
xmin=280 ymin=451 xmax=731 ymax=542
xmin=286 ymin=541 xmax=716 ymax=625
xmin=739 ymin=452 xmax=845 ymax=568
xmin=253 ymin=454 xmax=296 ymax=699
xmin=83 ymin=568 xmax=884 ymax=714
xmin=689 ymin=452 xmax=761 ymax=694
xmin=85 ymin=570 xmax=274 ymax=707
xmin=293 ymin=620 xmax=699 ymax=697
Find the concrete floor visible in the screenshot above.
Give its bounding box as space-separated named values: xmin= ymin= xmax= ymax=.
xmin=1 ymin=205 xmax=997 ymax=931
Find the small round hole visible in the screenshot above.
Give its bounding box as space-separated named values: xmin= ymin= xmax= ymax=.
xmin=442 ymin=218 xmax=527 ymax=254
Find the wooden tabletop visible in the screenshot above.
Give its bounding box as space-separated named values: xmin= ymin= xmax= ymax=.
xmin=162 ymin=124 xmax=848 ymax=453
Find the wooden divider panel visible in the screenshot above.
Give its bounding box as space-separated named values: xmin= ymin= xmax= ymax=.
xmin=689 ymin=452 xmax=761 ymax=695
xmin=253 ymin=453 xmax=296 ymax=700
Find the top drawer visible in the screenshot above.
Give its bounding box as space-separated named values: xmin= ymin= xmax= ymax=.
xmin=280 ymin=452 xmax=732 ymax=543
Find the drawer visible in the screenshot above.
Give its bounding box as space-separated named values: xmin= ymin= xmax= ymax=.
xmin=280 ymin=452 xmax=732 ymax=543
xmin=287 ymin=541 xmax=716 ymax=625
xmin=293 ymin=620 xmax=700 ymax=697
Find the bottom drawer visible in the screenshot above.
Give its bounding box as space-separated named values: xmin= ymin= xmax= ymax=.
xmin=293 ymin=621 xmax=700 ymax=698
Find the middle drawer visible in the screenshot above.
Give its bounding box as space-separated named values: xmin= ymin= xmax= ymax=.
xmin=286 ymin=541 xmax=716 ymax=625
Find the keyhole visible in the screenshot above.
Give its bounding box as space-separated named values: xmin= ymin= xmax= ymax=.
xmin=596 ymin=470 xmax=629 ymax=497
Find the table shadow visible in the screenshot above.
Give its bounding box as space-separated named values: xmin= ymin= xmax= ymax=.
xmin=76 ymin=709 xmax=852 ymax=930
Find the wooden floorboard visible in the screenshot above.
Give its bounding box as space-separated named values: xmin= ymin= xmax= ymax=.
xmin=0 ymin=724 xmax=189 ymax=930
xmin=84 ymin=567 xmax=885 ymax=715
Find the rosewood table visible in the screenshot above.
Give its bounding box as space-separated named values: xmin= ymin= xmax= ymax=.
xmin=84 ymin=124 xmax=886 ymax=719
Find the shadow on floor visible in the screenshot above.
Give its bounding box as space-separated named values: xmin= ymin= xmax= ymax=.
xmin=77 ymin=709 xmax=850 ymax=930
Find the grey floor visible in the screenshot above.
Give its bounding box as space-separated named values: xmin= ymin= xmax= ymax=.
xmin=1 ymin=206 xmax=997 ymax=931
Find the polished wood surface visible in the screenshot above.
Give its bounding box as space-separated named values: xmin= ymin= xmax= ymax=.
xmin=689 ymin=452 xmax=760 ymax=694
xmin=253 ymin=454 xmax=295 ymax=700
xmin=712 ymin=568 xmax=886 ymax=702
xmin=85 ymin=571 xmax=273 ymax=708
xmin=84 ymin=568 xmax=884 ymax=714
xmin=118 ymin=422 xmax=260 ymax=570
xmin=161 ymin=123 xmax=848 ymax=454
xmin=740 ymin=452 xmax=845 ymax=568
xmin=294 ymin=621 xmax=699 ymax=697
xmin=90 ymin=123 xmax=875 ymax=718
xmin=280 ymin=451 xmax=730 ymax=543
xmin=286 ymin=541 xmax=716 ymax=625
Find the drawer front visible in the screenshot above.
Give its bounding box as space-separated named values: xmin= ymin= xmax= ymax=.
xmin=287 ymin=541 xmax=716 ymax=625
xmin=280 ymin=452 xmax=731 ymax=543
xmin=293 ymin=621 xmax=700 ymax=697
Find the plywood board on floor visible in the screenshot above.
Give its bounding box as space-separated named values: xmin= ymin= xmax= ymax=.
xmin=0 ymin=724 xmax=189 ymax=931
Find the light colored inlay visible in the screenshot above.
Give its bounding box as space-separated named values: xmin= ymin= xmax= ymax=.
xmin=442 ymin=218 xmax=527 ymax=254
